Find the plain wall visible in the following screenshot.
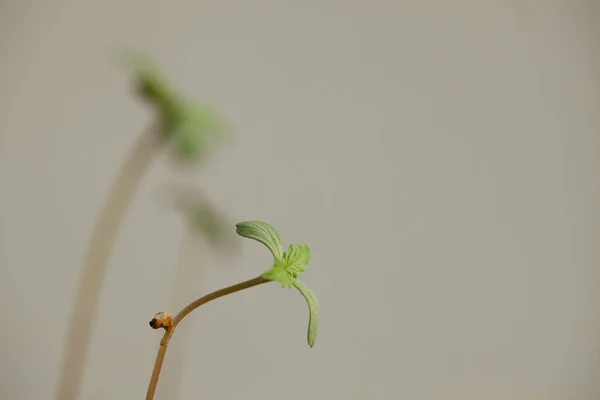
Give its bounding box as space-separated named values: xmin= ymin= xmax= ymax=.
xmin=1 ymin=1 xmax=599 ymax=399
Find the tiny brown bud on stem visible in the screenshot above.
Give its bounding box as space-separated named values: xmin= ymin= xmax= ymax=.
xmin=149 ymin=312 xmax=173 ymax=330
xmin=145 ymin=276 xmax=270 ymax=400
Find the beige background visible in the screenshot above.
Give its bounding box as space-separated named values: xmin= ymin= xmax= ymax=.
xmin=1 ymin=1 xmax=599 ymax=399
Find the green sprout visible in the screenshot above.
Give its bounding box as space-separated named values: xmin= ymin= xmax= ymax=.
xmin=124 ymin=51 xmax=225 ymax=161
xmin=236 ymin=221 xmax=320 ymax=347
xmin=56 ymin=52 xmax=232 ymax=400
xmin=145 ymin=221 xmax=320 ymax=400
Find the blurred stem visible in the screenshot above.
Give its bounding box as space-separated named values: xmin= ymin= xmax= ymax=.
xmin=145 ymin=276 xmax=270 ymax=400
xmin=55 ymin=125 xmax=166 ymax=400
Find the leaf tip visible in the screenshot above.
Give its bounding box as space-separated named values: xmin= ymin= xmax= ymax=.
xmin=235 ymin=220 xmax=283 ymax=260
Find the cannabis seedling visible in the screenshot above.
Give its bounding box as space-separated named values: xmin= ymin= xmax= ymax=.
xmin=126 ymin=51 xmax=226 ymax=161
xmin=55 ymin=52 xmax=228 ymax=400
xmin=145 ymin=221 xmax=320 ymax=400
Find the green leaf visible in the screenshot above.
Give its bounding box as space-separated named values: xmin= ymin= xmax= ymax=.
xmin=235 ymin=221 xmax=319 ymax=347
xmin=171 ymin=104 xmax=224 ymax=160
xmin=292 ymin=279 xmax=320 ymax=348
xmin=235 ymin=221 xmax=283 ymax=260
xmin=123 ymin=51 xmax=226 ymax=148
xmin=262 ymin=244 xmax=311 ymax=287
xmin=122 ymin=51 xmax=176 ymax=112
xmin=281 ymin=244 xmax=311 ymax=279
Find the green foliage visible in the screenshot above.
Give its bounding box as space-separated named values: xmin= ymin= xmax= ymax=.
xmin=123 ymin=50 xmax=225 ymax=161
xmin=263 ymin=244 xmax=311 ymax=287
xmin=170 ymin=101 xmax=224 ymax=161
xmin=235 ymin=221 xmax=283 ymax=260
xmin=292 ymin=280 xmax=320 ymax=348
xmin=235 ymin=221 xmax=320 ymax=347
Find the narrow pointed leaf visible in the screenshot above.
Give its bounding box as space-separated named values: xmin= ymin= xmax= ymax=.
xmin=235 ymin=221 xmax=283 ymax=260
xmin=292 ymin=279 xmax=320 ymax=348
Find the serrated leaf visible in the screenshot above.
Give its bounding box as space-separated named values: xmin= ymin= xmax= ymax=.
xmin=235 ymin=221 xmax=283 ymax=260
xmin=281 ymin=244 xmax=311 ymax=279
xmin=262 ymin=244 xmax=311 ymax=287
xmin=292 ymin=279 xmax=320 ymax=348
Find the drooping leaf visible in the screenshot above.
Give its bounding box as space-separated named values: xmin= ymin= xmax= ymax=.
xmin=292 ymin=279 xmax=320 ymax=348
xmin=235 ymin=221 xmax=283 ymax=260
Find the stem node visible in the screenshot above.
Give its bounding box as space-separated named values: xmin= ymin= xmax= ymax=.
xmin=149 ymin=312 xmax=173 ymax=330
xmin=145 ymin=275 xmax=270 ymax=400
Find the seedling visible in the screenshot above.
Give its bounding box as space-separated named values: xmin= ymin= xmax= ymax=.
xmin=124 ymin=50 xmax=226 ymax=161
xmin=145 ymin=220 xmax=320 ymax=400
xmin=55 ymin=52 xmax=229 ymax=400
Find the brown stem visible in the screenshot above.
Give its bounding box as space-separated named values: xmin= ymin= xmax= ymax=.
xmin=145 ymin=275 xmax=270 ymax=400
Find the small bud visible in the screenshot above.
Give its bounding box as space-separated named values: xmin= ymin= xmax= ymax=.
xmin=149 ymin=312 xmax=173 ymax=330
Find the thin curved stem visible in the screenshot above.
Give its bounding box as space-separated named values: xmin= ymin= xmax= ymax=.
xmin=145 ymin=275 xmax=270 ymax=400
xmin=55 ymin=125 xmax=165 ymax=400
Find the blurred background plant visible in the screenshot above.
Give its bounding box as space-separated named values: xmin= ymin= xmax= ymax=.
xmin=55 ymin=51 xmax=235 ymax=400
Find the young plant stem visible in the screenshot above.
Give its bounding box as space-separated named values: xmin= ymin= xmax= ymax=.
xmin=155 ymin=228 xmax=208 ymax=400
xmin=145 ymin=275 xmax=271 ymax=400
xmin=55 ymin=126 xmax=166 ymax=400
